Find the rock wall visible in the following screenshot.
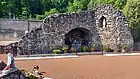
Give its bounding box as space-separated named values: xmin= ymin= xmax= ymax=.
xmin=0 ymin=70 xmax=26 ymax=79
xmin=0 ymin=70 xmax=44 ymax=79
xmin=16 ymin=4 xmax=134 ymax=54
xmin=95 ymin=5 xmax=134 ymax=51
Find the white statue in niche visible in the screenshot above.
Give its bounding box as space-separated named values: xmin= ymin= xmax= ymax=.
xmin=99 ymin=16 xmax=106 ymax=28
xmin=102 ymin=18 xmax=106 ymax=28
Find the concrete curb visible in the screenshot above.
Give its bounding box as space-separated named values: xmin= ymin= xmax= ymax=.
xmin=104 ymin=53 xmax=140 ymax=56
xmin=15 ymin=52 xmax=103 ymax=58
xmin=15 ymin=55 xmax=79 ymax=60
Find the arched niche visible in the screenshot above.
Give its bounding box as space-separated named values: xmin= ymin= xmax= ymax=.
xmin=99 ymin=16 xmax=107 ymax=28
xmin=64 ymin=27 xmax=92 ymax=51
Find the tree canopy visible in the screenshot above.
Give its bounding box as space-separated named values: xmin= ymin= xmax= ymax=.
xmin=0 ymin=0 xmax=139 ymax=41
xmin=0 ymin=0 xmax=138 ymax=20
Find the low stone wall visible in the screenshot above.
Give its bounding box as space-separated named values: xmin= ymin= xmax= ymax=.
xmin=0 ymin=19 xmax=42 ymax=41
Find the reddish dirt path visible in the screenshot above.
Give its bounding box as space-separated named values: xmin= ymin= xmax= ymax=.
xmin=10 ymin=55 xmax=140 ymax=79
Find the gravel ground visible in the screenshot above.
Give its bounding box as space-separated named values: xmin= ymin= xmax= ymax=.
xmin=4 ymin=55 xmax=139 ymax=79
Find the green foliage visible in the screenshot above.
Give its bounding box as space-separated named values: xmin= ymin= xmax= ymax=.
xmin=0 ymin=0 xmax=139 ymax=33
xmin=122 ymin=44 xmax=127 ymax=53
xmin=41 ymin=0 xmax=52 ymax=11
xmin=36 ymin=15 xmax=45 ymax=20
xmin=36 ymin=8 xmax=59 ymax=19
xmin=87 ymin=0 xmax=98 ymax=10
xmin=114 ymin=0 xmax=127 ymax=9
xmin=81 ymin=46 xmax=88 ymax=52
xmin=123 ymin=0 xmax=140 ymax=28
xmin=45 ymin=8 xmax=59 ymax=16
xmin=103 ymin=45 xmax=114 ymax=52
xmin=0 ymin=0 xmax=132 ymax=19
xmin=107 ymin=0 xmax=116 ymax=4
xmin=67 ymin=0 xmax=84 ymax=12
xmin=21 ymin=7 xmax=29 ymax=19
xmin=122 ymin=44 xmax=127 ymax=49
xmin=51 ymin=0 xmax=72 ymax=13
xmin=81 ymin=0 xmax=90 ymax=10
xmin=62 ymin=46 xmax=69 ymax=53
xmin=21 ymin=69 xmax=38 ymax=79
xmin=87 ymin=0 xmax=117 ymax=10
xmin=90 ymin=44 xmax=96 ymax=48
xmin=52 ymin=49 xmax=62 ymax=54
xmin=123 ymin=0 xmax=140 ymax=41
xmin=70 ymin=47 xmax=76 ymax=52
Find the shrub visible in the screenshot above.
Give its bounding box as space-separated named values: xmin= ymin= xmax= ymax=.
xmin=122 ymin=44 xmax=127 ymax=53
xmin=20 ymin=69 xmax=38 ymax=79
xmin=91 ymin=44 xmax=96 ymax=48
xmin=45 ymin=8 xmax=59 ymax=16
xmin=36 ymin=15 xmax=45 ymax=20
xmin=52 ymin=49 xmax=62 ymax=54
xmin=81 ymin=46 xmax=88 ymax=52
xmin=89 ymin=44 xmax=96 ymax=52
xmin=103 ymin=45 xmax=114 ymax=52
xmin=70 ymin=47 xmax=76 ymax=53
xmin=62 ymin=46 xmax=69 ymax=53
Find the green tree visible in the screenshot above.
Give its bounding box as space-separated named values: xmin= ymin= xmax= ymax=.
xmin=36 ymin=15 xmax=45 ymax=20
xmin=50 ymin=0 xmax=72 ymax=13
xmin=41 ymin=0 xmax=52 ymax=11
xmin=67 ymin=0 xmax=84 ymax=12
xmin=0 ymin=0 xmax=21 ymax=19
xmin=0 ymin=1 xmax=9 ymax=18
xmin=45 ymin=8 xmax=59 ymax=16
xmin=80 ymin=0 xmax=90 ymax=10
xmin=123 ymin=0 xmax=140 ymax=28
xmin=106 ymin=0 xmax=116 ymax=4
xmin=29 ymin=0 xmax=44 ymax=18
xmin=123 ymin=0 xmax=140 ymax=41
xmin=114 ymin=0 xmax=127 ymax=9
xmin=36 ymin=7 xmax=59 ymax=20
xmin=88 ymin=0 xmax=104 ymax=10
xmin=21 ymin=7 xmax=29 ymax=19
xmin=9 ymin=0 xmax=22 ymax=19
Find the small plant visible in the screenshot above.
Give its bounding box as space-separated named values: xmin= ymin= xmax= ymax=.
xmin=122 ymin=44 xmax=127 ymax=53
xmin=62 ymin=46 xmax=69 ymax=53
xmin=70 ymin=47 xmax=76 ymax=53
xmin=81 ymin=46 xmax=88 ymax=52
xmin=52 ymin=49 xmax=62 ymax=54
xmin=103 ymin=45 xmax=113 ymax=52
xmin=21 ymin=69 xmax=38 ymax=79
xmin=89 ymin=44 xmax=96 ymax=52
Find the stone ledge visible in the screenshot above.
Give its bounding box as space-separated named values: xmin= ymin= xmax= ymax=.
xmin=0 ymin=70 xmax=26 ymax=79
xmin=16 ymin=52 xmax=103 ymax=57
xmin=0 ymin=69 xmax=52 ymax=79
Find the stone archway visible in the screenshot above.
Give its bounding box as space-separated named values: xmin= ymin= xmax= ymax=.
xmin=64 ymin=27 xmax=92 ymax=51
